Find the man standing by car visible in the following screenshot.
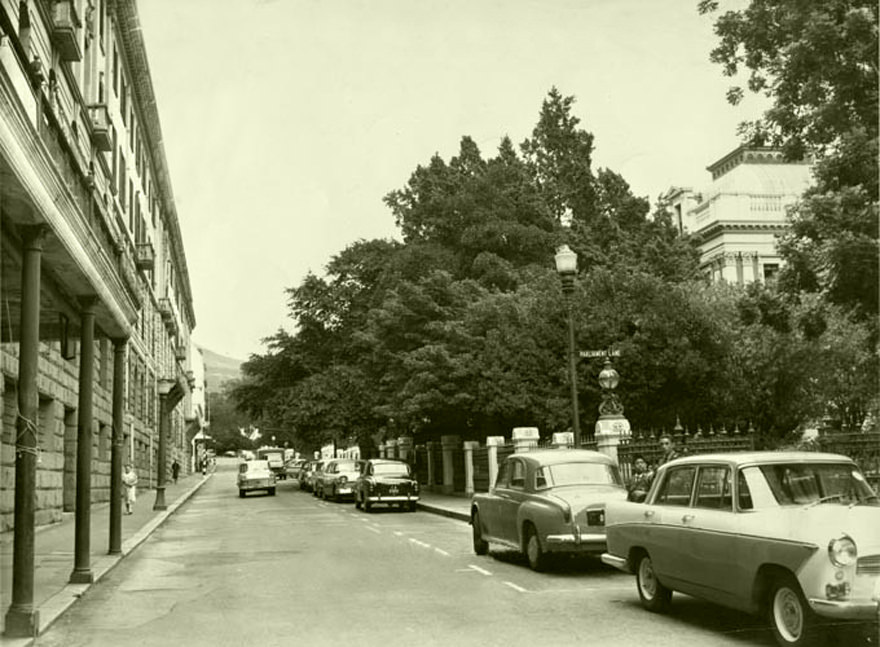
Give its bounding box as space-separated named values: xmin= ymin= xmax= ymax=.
xmin=657 ymin=434 xmax=680 ymax=466
xmin=627 ymin=456 xmax=652 ymax=502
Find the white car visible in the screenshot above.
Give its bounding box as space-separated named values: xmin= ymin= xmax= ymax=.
xmin=601 ymin=452 xmax=880 ymax=646
xmin=237 ymin=460 xmax=277 ymax=497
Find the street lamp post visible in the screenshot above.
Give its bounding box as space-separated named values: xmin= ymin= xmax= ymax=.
xmin=555 ymin=245 xmax=581 ymax=448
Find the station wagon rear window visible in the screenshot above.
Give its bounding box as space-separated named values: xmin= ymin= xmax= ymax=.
xmin=372 ymin=463 xmax=411 ymax=476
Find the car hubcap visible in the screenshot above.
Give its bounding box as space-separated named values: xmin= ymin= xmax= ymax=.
xmin=774 ymin=588 xmax=803 ymax=641
xmin=639 ymin=559 xmax=657 ymax=599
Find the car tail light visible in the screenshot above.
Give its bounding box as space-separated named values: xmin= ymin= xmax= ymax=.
xmin=828 ymin=535 xmax=857 ymax=567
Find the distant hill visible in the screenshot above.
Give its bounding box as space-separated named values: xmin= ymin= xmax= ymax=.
xmin=198 ymin=347 xmax=245 ymax=391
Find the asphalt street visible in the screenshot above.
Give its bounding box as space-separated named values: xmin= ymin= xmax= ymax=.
xmin=31 ymin=462 xmax=867 ymax=647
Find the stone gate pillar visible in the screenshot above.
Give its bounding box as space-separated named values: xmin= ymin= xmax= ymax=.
xmin=426 ymin=441 xmax=435 ymax=489
xmin=397 ymin=436 xmax=413 ymax=463
xmin=486 ymin=436 xmax=505 ymax=489
xmin=512 ymin=427 xmax=539 ymax=453
xmin=463 ymin=441 xmax=479 ymax=496
xmin=440 ymin=435 xmax=460 ymax=494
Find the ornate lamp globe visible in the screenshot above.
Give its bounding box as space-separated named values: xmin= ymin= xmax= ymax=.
xmin=554 ymin=244 xmax=577 ymax=276
xmin=598 ymin=360 xmax=619 ymax=390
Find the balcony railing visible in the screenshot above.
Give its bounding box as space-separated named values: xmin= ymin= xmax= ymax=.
xmin=136 ymin=242 xmax=155 ymax=271
xmin=88 ymin=104 xmax=112 ymax=152
xmin=52 ymin=1 xmax=82 ymax=62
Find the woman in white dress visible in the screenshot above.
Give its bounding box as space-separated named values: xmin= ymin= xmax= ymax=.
xmin=122 ymin=464 xmax=138 ymax=514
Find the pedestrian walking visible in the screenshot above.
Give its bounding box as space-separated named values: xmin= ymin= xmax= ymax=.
xmin=657 ymin=433 xmax=681 ymax=466
xmin=627 ymin=455 xmax=652 ymax=502
xmin=172 ymin=459 xmax=181 ymax=484
xmin=122 ymin=464 xmax=138 ymax=515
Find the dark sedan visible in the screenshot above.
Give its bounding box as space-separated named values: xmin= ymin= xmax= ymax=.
xmin=354 ymin=459 xmax=420 ymax=512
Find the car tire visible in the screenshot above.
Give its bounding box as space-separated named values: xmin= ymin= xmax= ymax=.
xmin=268 ymin=488 xmax=276 ymax=496
xmin=239 ymin=490 xmax=245 ymax=498
xmin=472 ymin=510 xmax=489 ymax=555
xmin=524 ymin=523 xmax=548 ymax=571
xmin=768 ymin=574 xmax=820 ymax=647
xmin=408 ymin=501 xmax=417 ymax=512
xmin=636 ymin=552 xmax=672 ymax=613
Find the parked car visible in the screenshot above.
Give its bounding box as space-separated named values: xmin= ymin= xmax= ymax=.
xmin=307 ymin=460 xmax=326 ymax=495
xmin=298 ymin=460 xmax=318 ymax=491
xmin=316 ymin=459 xmax=361 ymax=501
xmin=471 ymin=449 xmax=626 ymax=571
xmin=237 ymin=460 xmax=276 ymax=498
xmin=285 ymin=458 xmax=307 ymax=481
xmin=354 ymin=459 xmax=419 ymax=512
xmin=601 ymin=452 xmax=880 ymax=647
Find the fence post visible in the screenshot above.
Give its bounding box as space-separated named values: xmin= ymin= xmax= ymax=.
xmin=426 ymin=441 xmax=435 ymax=489
xmin=463 ymin=441 xmax=479 ymax=496
xmin=512 ymin=427 xmax=539 ymax=453
xmin=486 ymin=436 xmax=505 ymax=489
xmin=397 ymin=436 xmax=413 ymax=463
xmin=440 ymin=435 xmax=460 ymax=494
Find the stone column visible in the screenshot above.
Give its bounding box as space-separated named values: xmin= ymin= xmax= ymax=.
xmin=463 ymin=441 xmax=479 ymax=496
xmin=397 ymin=436 xmax=413 ymax=463
xmin=425 ymin=442 xmax=435 ymax=489
xmin=440 ymin=435 xmax=459 ymax=494
xmin=386 ymin=438 xmax=398 ymax=459
xmin=595 ymin=418 xmax=631 ymax=464
xmin=5 ymin=227 xmax=44 ymax=637
xmin=485 ymin=436 xmax=505 ymax=489
xmin=512 ymin=427 xmax=539 ymax=453
xmin=154 ymin=391 xmax=170 ymax=510
xmin=108 ymin=339 xmax=127 ymax=554
xmin=70 ymin=297 xmax=97 ymax=585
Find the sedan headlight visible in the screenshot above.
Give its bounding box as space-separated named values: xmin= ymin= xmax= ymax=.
xmin=828 ymin=535 xmax=857 ymax=567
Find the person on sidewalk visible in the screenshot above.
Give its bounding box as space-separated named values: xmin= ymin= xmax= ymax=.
xmin=172 ymin=459 xmax=181 ymax=484
xmin=122 ymin=464 xmax=138 ymax=515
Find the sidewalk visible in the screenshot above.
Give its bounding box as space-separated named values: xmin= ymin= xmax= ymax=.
xmin=417 ymin=489 xmax=472 ymax=522
xmin=0 ymin=472 xmax=210 ymax=646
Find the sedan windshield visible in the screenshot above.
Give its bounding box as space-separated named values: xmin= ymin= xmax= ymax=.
xmin=540 ymin=462 xmax=622 ymax=488
xmin=758 ymin=463 xmax=878 ymax=506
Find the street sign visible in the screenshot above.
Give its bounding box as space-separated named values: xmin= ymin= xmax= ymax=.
xmin=579 ymin=349 xmax=621 ymax=358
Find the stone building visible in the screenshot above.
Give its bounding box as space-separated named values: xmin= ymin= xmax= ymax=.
xmin=662 ymin=146 xmax=813 ymax=284
xmin=1 ymin=0 xmax=195 ymax=632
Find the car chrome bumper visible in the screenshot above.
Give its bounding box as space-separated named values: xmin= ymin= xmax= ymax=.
xmin=809 ymin=597 xmax=880 ymax=620
xmin=545 ymin=532 xmax=606 ymax=552
xmin=366 ymin=495 xmax=419 ymax=503
xmin=600 ymin=553 xmax=630 ymax=572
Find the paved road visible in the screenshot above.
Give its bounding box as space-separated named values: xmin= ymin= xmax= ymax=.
xmin=33 ymin=463 xmax=866 ymax=647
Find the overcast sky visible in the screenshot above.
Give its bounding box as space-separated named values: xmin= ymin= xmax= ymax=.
xmin=138 ymin=0 xmax=764 ymax=361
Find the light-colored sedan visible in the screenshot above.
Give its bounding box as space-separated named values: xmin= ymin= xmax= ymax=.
xmin=601 ymin=452 xmax=880 ymax=647
xmin=237 ymin=460 xmax=276 ymax=498
xmin=316 ymin=458 xmax=361 ymax=501
xmin=470 ymin=449 xmax=627 ymax=571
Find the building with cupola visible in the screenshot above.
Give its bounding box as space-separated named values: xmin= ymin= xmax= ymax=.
xmin=663 ymin=146 xmax=814 ymax=284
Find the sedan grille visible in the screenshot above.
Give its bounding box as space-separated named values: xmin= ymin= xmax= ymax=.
xmin=856 ymin=554 xmax=880 ymax=575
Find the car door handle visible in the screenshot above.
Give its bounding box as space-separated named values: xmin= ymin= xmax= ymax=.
xmin=643 ymin=510 xmax=655 ymax=519
xmin=681 ymin=514 xmax=694 ymax=523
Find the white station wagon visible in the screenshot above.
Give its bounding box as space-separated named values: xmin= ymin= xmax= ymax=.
xmin=601 ymin=452 xmax=879 ymax=647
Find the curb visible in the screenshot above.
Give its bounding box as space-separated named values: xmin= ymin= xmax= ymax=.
xmin=417 ymin=502 xmax=470 ymax=523
xmin=2 ymin=474 xmax=211 ymax=647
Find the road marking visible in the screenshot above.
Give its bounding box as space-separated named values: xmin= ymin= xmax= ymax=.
xmin=468 ymin=564 xmax=492 ymax=576
xmin=503 ymin=581 xmax=527 ymax=593
xmin=394 ymin=531 xmax=404 ymax=537
xmin=409 ymin=538 xmax=431 ymax=549
xmin=433 ymin=547 xmax=450 ymax=557
xmin=365 ymin=526 xmax=381 ymax=534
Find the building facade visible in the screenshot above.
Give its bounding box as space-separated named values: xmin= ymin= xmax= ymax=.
xmin=663 ymin=146 xmax=813 ymax=284
xmin=1 ymin=1 xmax=195 ymax=632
